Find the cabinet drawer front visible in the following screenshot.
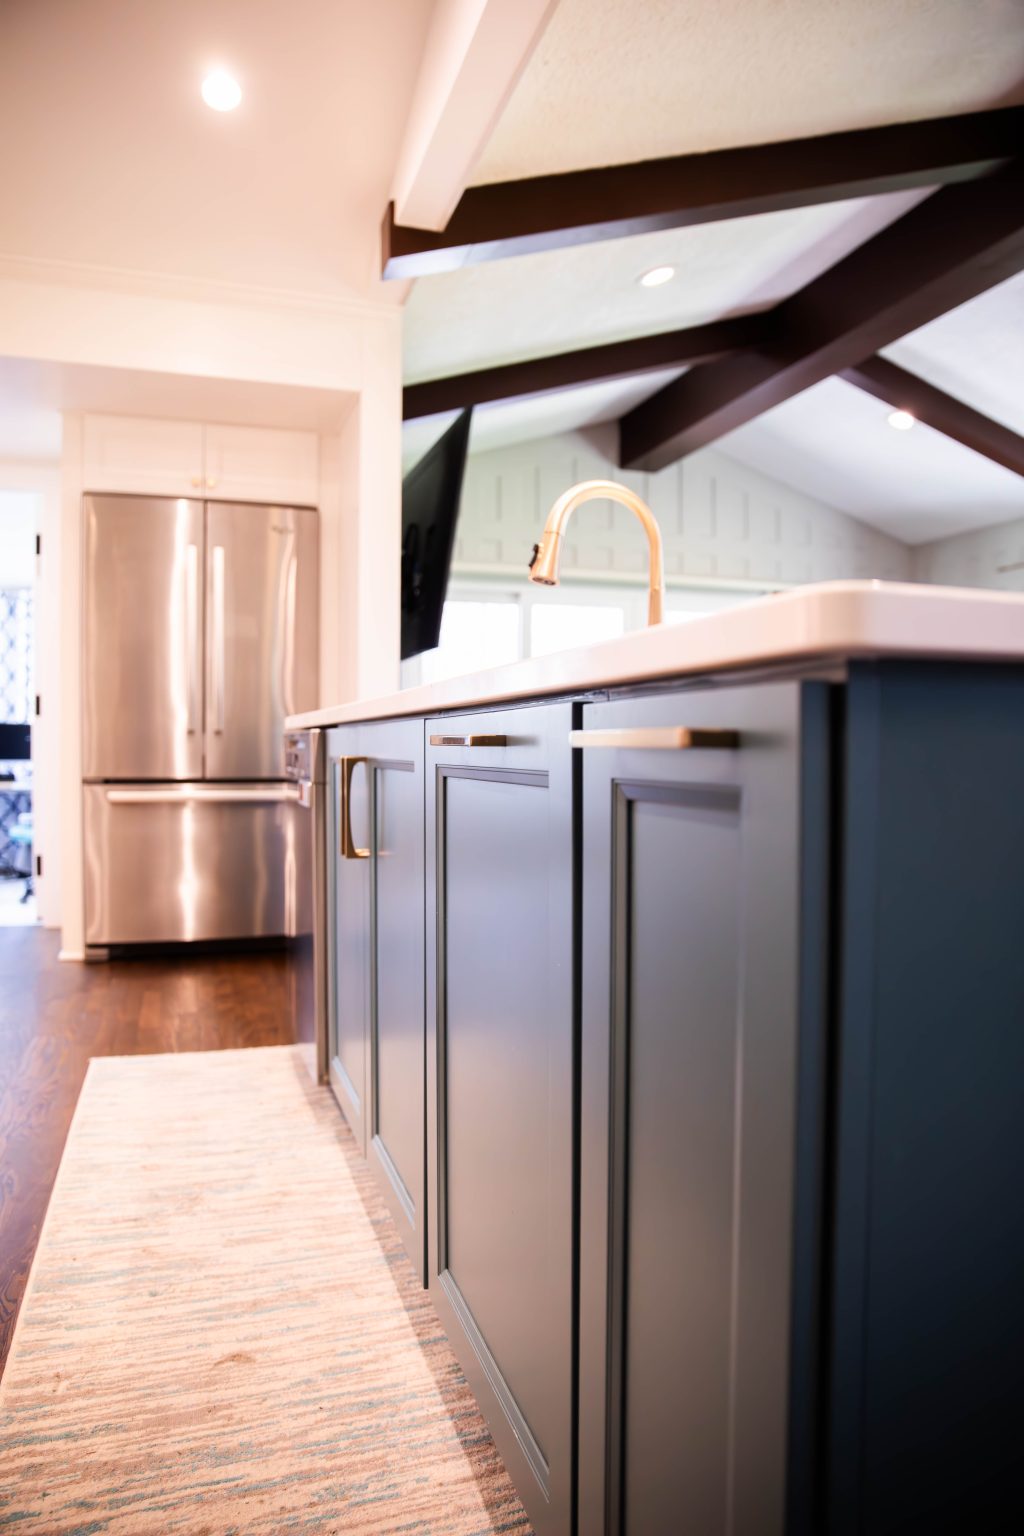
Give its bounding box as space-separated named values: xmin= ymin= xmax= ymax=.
xmin=426 ymin=704 xmax=575 ymax=1536
xmin=578 ymin=681 xmax=830 ymax=1536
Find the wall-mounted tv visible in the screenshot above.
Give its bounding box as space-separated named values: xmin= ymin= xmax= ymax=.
xmin=400 ymin=408 xmax=473 ymax=661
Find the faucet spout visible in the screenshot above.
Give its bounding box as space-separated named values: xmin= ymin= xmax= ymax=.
xmin=529 ymin=479 xmax=665 ymax=625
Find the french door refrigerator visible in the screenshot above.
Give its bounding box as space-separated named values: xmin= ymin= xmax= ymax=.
xmin=82 ymin=494 xmax=318 ymax=951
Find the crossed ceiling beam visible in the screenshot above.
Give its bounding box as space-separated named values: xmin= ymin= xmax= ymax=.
xmin=398 ymin=108 xmax=1024 ymax=479
xmin=401 ymin=286 xmax=1024 ymax=483
xmin=619 ymin=166 xmax=1024 ymax=471
xmin=402 ymin=314 xmax=770 ymax=419
xmin=840 ymin=357 xmax=1024 ymax=479
xmin=383 ymin=106 xmax=1024 ymax=279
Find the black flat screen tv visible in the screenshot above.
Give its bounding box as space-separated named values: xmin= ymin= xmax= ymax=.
xmin=400 ymin=408 xmax=472 ymax=661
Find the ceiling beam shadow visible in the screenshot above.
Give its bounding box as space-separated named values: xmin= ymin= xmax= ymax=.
xmin=402 ymin=315 xmax=769 ymax=419
xmin=841 ymin=356 xmax=1024 ymax=478
xmin=382 ymin=107 xmax=1024 ymax=279
xmin=618 ymin=165 xmax=1024 ymax=472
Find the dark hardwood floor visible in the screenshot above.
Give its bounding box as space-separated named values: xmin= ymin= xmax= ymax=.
xmin=0 ymin=926 xmax=296 ymax=1377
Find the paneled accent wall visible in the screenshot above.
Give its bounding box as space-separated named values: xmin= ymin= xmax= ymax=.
xmin=453 ymin=425 xmax=912 ymax=587
xmin=911 ymin=517 xmax=1024 ymax=591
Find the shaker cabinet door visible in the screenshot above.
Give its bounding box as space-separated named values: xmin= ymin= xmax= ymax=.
xmin=363 ymin=718 xmax=427 ymax=1283
xmin=426 ymin=704 xmax=576 ymax=1536
xmin=203 ymin=424 xmax=318 ymax=506
xmin=577 ymin=681 xmax=831 ymax=1536
xmin=83 ymin=414 xmax=205 ymax=497
xmin=326 ymin=726 xmax=372 ymax=1153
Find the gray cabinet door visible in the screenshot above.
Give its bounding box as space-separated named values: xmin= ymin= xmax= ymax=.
xmin=363 ymin=718 xmax=427 ymax=1284
xmin=577 ymin=682 xmax=830 ymax=1536
xmin=426 ymin=704 xmax=575 ymax=1536
xmin=326 ymin=725 xmax=371 ymax=1153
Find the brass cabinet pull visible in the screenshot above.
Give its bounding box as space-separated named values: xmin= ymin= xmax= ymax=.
xmin=428 ymin=733 xmax=507 ymax=748
xmin=569 ymin=727 xmax=740 ymax=751
xmin=340 ymin=755 xmax=370 ymax=860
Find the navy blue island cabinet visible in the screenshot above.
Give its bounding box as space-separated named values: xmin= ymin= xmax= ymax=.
xmin=323 ymin=659 xmax=1024 ymax=1536
xmin=577 ymin=661 xmax=1024 ymax=1536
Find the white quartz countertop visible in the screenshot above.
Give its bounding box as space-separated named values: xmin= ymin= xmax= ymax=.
xmin=287 ymin=580 xmax=1024 ymax=731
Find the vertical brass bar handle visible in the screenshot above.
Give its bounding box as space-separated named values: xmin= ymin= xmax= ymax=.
xmin=340 ymin=755 xmax=371 ymax=860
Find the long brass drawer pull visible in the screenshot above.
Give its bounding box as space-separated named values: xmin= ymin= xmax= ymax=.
xmin=340 ymin=755 xmax=370 ymax=860
xmin=429 ymin=734 xmax=507 ymax=748
xmin=569 ymin=727 xmax=740 ymax=751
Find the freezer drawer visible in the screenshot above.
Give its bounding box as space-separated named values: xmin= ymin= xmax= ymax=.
xmin=83 ymin=783 xmax=301 ymax=946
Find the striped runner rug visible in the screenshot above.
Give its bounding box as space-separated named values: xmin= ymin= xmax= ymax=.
xmin=0 ymin=1045 xmax=533 ymax=1534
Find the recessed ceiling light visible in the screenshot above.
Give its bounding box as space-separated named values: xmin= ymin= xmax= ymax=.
xmin=202 ymin=68 xmax=242 ymax=112
xmin=639 ymin=265 xmax=675 ymax=288
xmin=887 ymin=409 xmax=915 ymax=431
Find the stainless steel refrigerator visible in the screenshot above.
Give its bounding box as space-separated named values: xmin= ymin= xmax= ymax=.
xmin=82 ymin=494 xmax=319 ymax=951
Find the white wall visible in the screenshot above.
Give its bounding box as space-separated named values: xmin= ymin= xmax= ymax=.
xmin=911 ymin=516 xmax=1024 ymax=591
xmin=451 ymin=424 xmax=912 ymax=586
xmin=0 ymin=259 xmax=406 ymax=957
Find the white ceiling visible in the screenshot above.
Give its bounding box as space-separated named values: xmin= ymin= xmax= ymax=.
xmin=474 ymin=0 xmax=1024 ymax=183
xmin=403 ymin=187 xmax=929 ymax=380
xmin=0 ymin=0 xmax=434 ymax=300
xmin=719 ymin=376 xmax=1024 ymax=545
xmin=0 ymin=357 xmax=355 ymax=464
xmin=884 ymin=272 xmax=1024 ymax=435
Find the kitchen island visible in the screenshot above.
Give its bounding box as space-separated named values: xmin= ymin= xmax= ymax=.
xmin=288 ymin=580 xmax=1024 ymax=1536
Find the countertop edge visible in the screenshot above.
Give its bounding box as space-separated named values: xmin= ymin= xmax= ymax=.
xmin=287 ymin=580 xmax=1024 ymax=731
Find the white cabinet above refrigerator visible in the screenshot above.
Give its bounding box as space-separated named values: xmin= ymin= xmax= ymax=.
xmin=82 ymin=416 xmax=205 ymax=498
xmin=83 ymin=414 xmax=319 ymax=505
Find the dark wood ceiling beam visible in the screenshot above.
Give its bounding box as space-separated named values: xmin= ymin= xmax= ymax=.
xmin=383 ymin=107 xmax=1024 ymax=278
xmin=618 ymin=166 xmax=1024 ymax=472
xmin=402 ymin=314 xmax=769 ymax=419
xmin=841 ymin=355 xmax=1024 ymax=478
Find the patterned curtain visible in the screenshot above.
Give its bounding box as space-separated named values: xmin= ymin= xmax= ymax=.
xmin=0 ymin=587 xmax=33 ymax=723
xmin=0 ymin=587 xmax=33 ymax=877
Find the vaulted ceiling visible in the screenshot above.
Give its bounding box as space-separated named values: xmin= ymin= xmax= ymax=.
xmin=400 ymin=0 xmax=1024 ymax=546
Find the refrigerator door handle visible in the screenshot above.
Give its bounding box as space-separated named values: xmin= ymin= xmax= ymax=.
xmin=185 ymin=542 xmax=200 ymax=735
xmin=105 ymin=786 xmax=301 ymax=805
xmin=211 ymin=543 xmax=226 ymax=734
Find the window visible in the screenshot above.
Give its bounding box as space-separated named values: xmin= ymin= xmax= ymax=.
xmin=417 ymin=597 xmax=521 ymax=684
xmin=529 ymin=601 xmax=626 ymax=658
